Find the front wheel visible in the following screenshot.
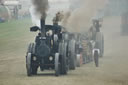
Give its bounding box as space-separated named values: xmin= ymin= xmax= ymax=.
xmin=76 ymin=54 xmax=81 ymax=67
xmin=26 ymin=53 xmax=32 ymax=76
xmin=94 ymin=51 xmax=99 ymax=67
xmin=26 ymin=53 xmax=38 ymax=76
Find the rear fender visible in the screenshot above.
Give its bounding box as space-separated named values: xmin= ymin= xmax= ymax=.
xmin=92 ymin=49 xmax=100 ymax=57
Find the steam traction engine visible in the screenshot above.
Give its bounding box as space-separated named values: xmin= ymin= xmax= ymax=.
xmin=87 ymin=19 xmax=104 ymax=67
xmin=26 ymin=19 xmax=69 ymax=76
xmin=76 ymin=19 xmax=104 ymax=67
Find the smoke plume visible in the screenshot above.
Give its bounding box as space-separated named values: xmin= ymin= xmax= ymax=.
xmin=62 ymin=0 xmax=106 ymax=33
xmin=31 ymin=0 xmax=49 ymax=19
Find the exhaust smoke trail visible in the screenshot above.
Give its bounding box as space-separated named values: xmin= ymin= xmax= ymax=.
xmin=62 ymin=0 xmax=106 ymax=33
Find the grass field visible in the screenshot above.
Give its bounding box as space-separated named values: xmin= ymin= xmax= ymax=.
xmin=0 ymin=19 xmax=35 ymax=56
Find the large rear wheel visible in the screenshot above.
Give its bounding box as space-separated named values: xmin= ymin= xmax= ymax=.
xmin=96 ymin=32 xmax=104 ymax=57
xmin=27 ymin=43 xmax=35 ymax=54
xmin=55 ymin=53 xmax=60 ymax=76
xmin=69 ymin=39 xmax=76 ymax=70
xmin=60 ymin=42 xmax=68 ymax=75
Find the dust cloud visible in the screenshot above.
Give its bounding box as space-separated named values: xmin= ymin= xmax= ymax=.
xmin=62 ymin=0 xmax=106 ymax=33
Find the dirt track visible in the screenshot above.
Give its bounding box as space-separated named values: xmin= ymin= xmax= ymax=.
xmin=0 ymin=17 xmax=128 ymax=85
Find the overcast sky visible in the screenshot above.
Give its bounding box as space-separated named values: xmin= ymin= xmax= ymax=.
xmin=49 ymin=0 xmax=69 ymax=2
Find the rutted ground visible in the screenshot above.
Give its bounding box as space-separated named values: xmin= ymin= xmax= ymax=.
xmin=0 ymin=17 xmax=128 ymax=85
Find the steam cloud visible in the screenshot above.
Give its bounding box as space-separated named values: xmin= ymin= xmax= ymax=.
xmin=62 ymin=0 xmax=106 ymax=33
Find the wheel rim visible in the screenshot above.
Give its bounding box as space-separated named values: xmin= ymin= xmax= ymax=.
xmin=55 ymin=53 xmax=60 ymax=76
xmin=26 ymin=53 xmax=32 ymax=76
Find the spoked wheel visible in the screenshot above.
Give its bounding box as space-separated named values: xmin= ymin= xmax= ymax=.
xmin=55 ymin=53 xmax=60 ymax=76
xmin=59 ymin=42 xmax=68 ymax=75
xmin=69 ymin=39 xmax=76 ymax=70
xmin=94 ymin=51 xmax=99 ymax=67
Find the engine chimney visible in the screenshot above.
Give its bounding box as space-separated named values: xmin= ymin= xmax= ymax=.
xmin=40 ymin=18 xmax=45 ymax=37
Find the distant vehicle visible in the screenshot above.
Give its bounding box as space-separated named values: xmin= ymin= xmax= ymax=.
xmin=0 ymin=17 xmax=5 ymax=23
xmin=0 ymin=5 xmax=11 ymax=21
xmin=3 ymin=0 xmax=21 ymax=19
xmin=121 ymin=12 xmax=128 ymax=35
